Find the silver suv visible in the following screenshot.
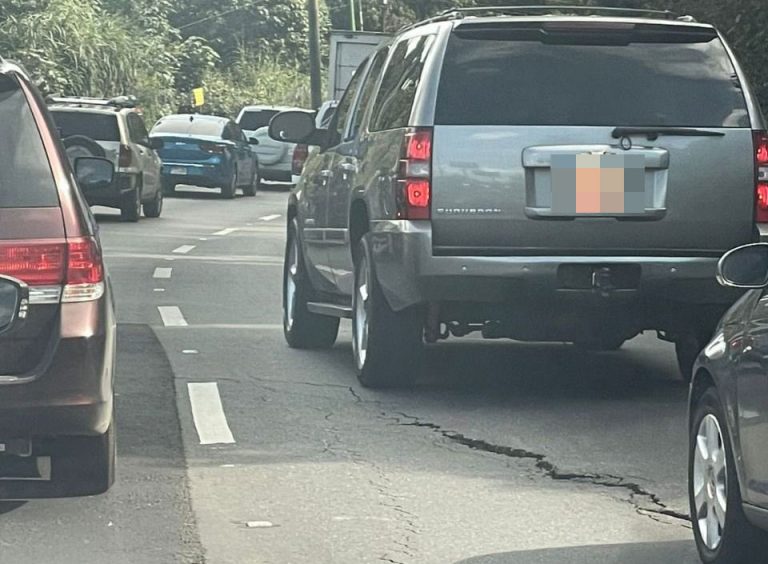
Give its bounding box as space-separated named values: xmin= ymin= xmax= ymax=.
xmin=271 ymin=6 xmax=765 ymax=387
xmin=237 ymin=105 xmax=304 ymax=185
xmin=49 ymin=97 xmax=164 ymax=221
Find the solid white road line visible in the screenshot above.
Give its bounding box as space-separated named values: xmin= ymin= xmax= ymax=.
xmin=259 ymin=214 xmax=281 ymax=222
xmin=153 ymin=267 xmax=173 ymax=279
xmin=188 ymin=382 xmax=235 ymax=445
xmin=158 ymin=306 xmax=188 ymax=327
xmin=172 ymin=245 xmax=196 ymax=254
xmin=213 ymin=228 xmax=238 ymax=236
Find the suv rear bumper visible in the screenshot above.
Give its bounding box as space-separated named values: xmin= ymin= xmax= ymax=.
xmin=369 ymin=220 xmax=741 ymax=330
xmin=0 ymin=298 xmax=116 ymax=439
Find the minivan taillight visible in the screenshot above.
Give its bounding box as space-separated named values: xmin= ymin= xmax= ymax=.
xmin=293 ymin=144 xmax=309 ymax=176
xmin=62 ymin=237 xmax=105 ymax=302
xmin=397 ymin=128 xmax=432 ymax=220
xmin=118 ymin=143 xmax=133 ymax=168
xmin=754 ymin=131 xmax=768 ymax=223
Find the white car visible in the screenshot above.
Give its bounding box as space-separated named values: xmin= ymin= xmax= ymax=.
xmin=236 ymin=105 xmax=304 ymax=186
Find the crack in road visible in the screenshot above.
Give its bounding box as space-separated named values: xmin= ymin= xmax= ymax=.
xmin=387 ymin=411 xmax=690 ymax=527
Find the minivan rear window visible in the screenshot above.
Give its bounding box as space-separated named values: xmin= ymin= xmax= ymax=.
xmin=0 ymin=75 xmax=58 ymax=208
xmin=51 ymin=111 xmax=121 ymax=142
xmin=238 ymin=110 xmax=279 ymax=131
xmin=435 ymin=28 xmax=750 ymax=127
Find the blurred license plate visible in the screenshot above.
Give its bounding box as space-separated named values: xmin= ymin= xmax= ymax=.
xmin=170 ymin=167 xmax=187 ymax=175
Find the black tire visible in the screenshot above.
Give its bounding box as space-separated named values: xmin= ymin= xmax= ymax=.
xmin=353 ymin=236 xmax=423 ymax=388
xmin=283 ymin=219 xmax=340 ymax=348
xmin=62 ymin=135 xmax=106 ymax=165
xmin=143 ymin=186 xmax=163 ymax=218
xmin=162 ymin=178 xmax=176 ymax=196
xmin=243 ymin=167 xmax=258 ymax=197
xmin=689 ymin=386 xmax=768 ymax=563
xmin=221 ymin=174 xmax=236 ymax=199
xmin=120 ymin=184 xmax=141 ymax=222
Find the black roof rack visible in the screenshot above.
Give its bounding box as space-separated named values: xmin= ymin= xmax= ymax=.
xmin=400 ymin=5 xmax=696 ymax=33
xmin=46 ymin=95 xmax=137 ymax=110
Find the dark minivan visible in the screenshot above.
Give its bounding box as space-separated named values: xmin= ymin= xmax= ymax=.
xmin=0 ymin=60 xmax=116 ymax=497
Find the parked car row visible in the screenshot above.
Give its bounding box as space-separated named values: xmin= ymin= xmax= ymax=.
xmin=268 ymin=8 xmax=768 ymax=563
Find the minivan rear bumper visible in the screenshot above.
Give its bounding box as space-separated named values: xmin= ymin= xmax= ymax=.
xmin=0 ymin=297 xmax=116 ymax=439
xmin=369 ymin=220 xmax=741 ymax=314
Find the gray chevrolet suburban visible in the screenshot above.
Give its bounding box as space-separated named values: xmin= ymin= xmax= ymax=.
xmin=270 ymin=6 xmax=766 ymax=388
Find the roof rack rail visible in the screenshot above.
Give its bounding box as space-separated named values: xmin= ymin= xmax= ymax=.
xmin=399 ymin=5 xmax=696 ymax=33
xmin=46 ymin=95 xmax=137 ymax=109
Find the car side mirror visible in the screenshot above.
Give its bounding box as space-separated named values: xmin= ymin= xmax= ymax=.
xmin=269 ymin=111 xmax=322 ymax=144
xmin=0 ymin=275 xmax=29 ymax=336
xmin=75 ymin=157 xmax=115 ymax=192
xmin=717 ymin=243 xmax=768 ymax=288
xmin=148 ymin=138 xmax=164 ymax=150
xmin=248 ymin=138 xmax=260 ymax=146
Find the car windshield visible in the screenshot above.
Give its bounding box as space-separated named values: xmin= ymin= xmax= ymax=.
xmin=152 ymin=116 xmax=224 ymax=137
xmin=0 ymin=75 xmax=58 ymax=207
xmin=238 ymin=110 xmax=279 ymax=131
xmin=51 ymin=110 xmax=121 ymax=141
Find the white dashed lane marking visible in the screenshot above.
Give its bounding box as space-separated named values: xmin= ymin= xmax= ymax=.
xmin=259 ymin=214 xmax=281 ymax=222
xmin=157 ymin=306 xmax=188 ymax=327
xmin=153 ymin=267 xmax=172 ymax=279
xmin=188 ymin=382 xmax=236 ymax=445
xmin=172 ymin=245 xmax=196 ymax=254
xmin=213 ymin=228 xmax=238 ymax=236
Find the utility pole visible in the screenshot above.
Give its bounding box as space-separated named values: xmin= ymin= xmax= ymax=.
xmin=307 ymin=0 xmax=323 ymax=108
xmin=349 ymin=0 xmax=357 ymax=31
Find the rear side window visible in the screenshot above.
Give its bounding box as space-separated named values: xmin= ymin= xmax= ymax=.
xmin=0 ymin=75 xmax=58 ymax=208
xmin=127 ymin=113 xmax=149 ymax=143
xmin=349 ymin=48 xmax=388 ymax=139
xmin=436 ymin=26 xmax=750 ymax=127
xmin=370 ymin=34 xmax=435 ymax=132
xmin=238 ymin=110 xmax=279 ymax=131
xmin=51 ymin=110 xmax=121 ymax=141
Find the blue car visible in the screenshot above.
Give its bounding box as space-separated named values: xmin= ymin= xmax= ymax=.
xmin=150 ymin=114 xmax=259 ymax=198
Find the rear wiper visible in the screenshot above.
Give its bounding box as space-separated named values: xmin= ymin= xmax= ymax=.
xmin=611 ymin=126 xmax=726 ymax=141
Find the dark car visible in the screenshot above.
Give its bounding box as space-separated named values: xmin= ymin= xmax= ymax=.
xmin=271 ymin=7 xmax=764 ymax=388
xmin=150 ymin=114 xmax=260 ymax=199
xmin=0 ymin=60 xmax=117 ymax=497
xmin=689 ymin=243 xmax=768 ymax=563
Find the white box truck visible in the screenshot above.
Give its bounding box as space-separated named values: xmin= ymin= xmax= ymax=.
xmin=327 ymin=31 xmax=390 ymax=101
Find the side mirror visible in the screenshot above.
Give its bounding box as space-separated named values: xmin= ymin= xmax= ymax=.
xmin=148 ymin=138 xmax=164 ymax=150
xmin=717 ymin=243 xmax=768 ymax=288
xmin=269 ymin=111 xmax=318 ymax=144
xmin=0 ymin=275 xmax=29 ymax=336
xmin=248 ymin=138 xmax=260 ymax=146
xmin=75 ymin=157 xmax=115 ymax=192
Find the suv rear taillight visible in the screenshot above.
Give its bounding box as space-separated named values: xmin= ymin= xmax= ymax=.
xmin=754 ymin=131 xmax=768 ymax=223
xmin=293 ymin=144 xmax=309 ymax=176
xmin=397 ymin=128 xmax=432 ymax=220
xmin=0 ymin=238 xmax=105 ymax=302
xmin=118 ymin=143 xmax=133 ymax=168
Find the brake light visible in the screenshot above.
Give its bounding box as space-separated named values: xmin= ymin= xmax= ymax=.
xmin=200 ymin=143 xmax=227 ymax=154
xmin=397 ymin=128 xmax=432 ymax=220
xmin=293 ymin=144 xmax=309 ymax=176
xmin=754 ymin=131 xmax=768 ymax=223
xmin=0 ymin=241 xmax=66 ymax=286
xmin=62 ymin=237 xmax=105 ymax=302
xmin=118 ymin=143 xmax=133 ymax=168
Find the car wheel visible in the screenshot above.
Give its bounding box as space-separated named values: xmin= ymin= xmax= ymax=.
xmin=243 ymin=167 xmax=258 ymax=197
xmin=143 ymin=186 xmax=163 ymax=218
xmin=62 ymin=135 xmax=105 ymax=167
xmin=120 ymin=185 xmax=141 ymax=222
xmin=55 ymin=418 xmax=116 ymax=497
xmin=222 ymin=174 xmax=236 ymax=199
xmin=689 ymin=386 xmax=768 ymax=563
xmin=353 ymin=235 xmax=423 ymax=388
xmin=162 ymin=179 xmax=176 ymax=196
xmin=283 ymin=219 xmax=340 ymax=348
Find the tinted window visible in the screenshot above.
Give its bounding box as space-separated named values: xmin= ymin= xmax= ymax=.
xmin=152 ymin=117 xmax=224 ymax=137
xmin=127 ymin=113 xmax=149 ymax=143
xmin=370 ymin=35 xmax=435 ymax=132
xmin=436 ymin=29 xmax=749 ymax=127
xmin=349 ymin=48 xmax=388 ymax=139
xmin=238 ymin=110 xmax=279 ymax=131
xmin=51 ymin=110 xmax=121 ymax=141
xmin=0 ymin=75 xmax=58 ymax=208
xmin=331 ymin=62 xmax=365 ymax=144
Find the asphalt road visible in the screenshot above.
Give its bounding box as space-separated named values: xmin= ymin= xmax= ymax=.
xmin=0 ymin=185 xmax=703 ymax=563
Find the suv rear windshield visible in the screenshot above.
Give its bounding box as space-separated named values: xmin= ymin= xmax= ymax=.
xmin=152 ymin=117 xmax=224 ymax=137
xmin=435 ymin=25 xmax=750 ymax=127
xmin=51 ymin=110 xmax=121 ymax=141
xmin=238 ymin=110 xmax=279 ymax=131
xmin=0 ymin=75 xmax=58 ymax=208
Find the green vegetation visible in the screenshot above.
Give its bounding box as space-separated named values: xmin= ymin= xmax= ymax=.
xmin=1 ymin=1 xmax=767 ymax=122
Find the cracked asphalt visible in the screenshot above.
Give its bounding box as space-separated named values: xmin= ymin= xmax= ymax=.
xmin=0 ymin=188 xmax=701 ymax=563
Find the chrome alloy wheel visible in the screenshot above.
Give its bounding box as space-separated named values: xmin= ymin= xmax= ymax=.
xmin=693 ymin=413 xmax=728 ymax=551
xmin=352 ymin=258 xmax=369 ymax=370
